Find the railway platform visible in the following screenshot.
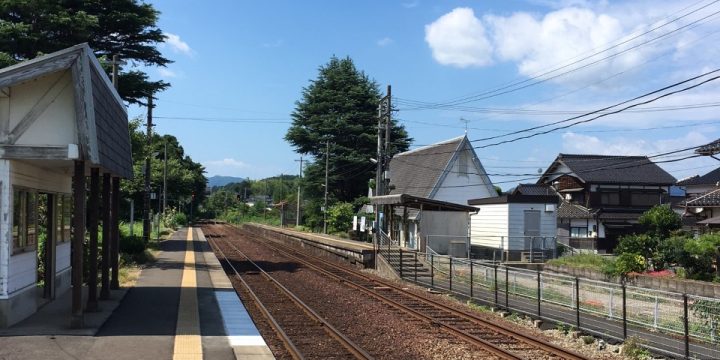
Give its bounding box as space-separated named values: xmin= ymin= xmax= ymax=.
xmin=0 ymin=227 xmax=272 ymax=360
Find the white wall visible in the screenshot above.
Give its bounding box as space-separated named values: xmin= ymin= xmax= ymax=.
xmin=470 ymin=203 xmax=508 ymax=248
xmin=569 ymin=218 xmax=605 ymax=238
xmin=56 ymin=242 xmax=71 ymax=274
xmin=507 ymin=203 xmax=557 ymax=251
xmin=433 ymin=144 xmax=495 ymax=205
xmin=7 ymin=71 xmax=77 ymax=147
xmin=0 ymin=160 xmax=9 ymax=298
xmin=7 ymin=251 xmax=35 ymax=295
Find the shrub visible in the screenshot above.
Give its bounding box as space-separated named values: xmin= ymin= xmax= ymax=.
xmin=614 ymin=253 xmax=647 ymax=276
xmin=120 ymin=235 xmax=145 ymax=255
xmin=638 ymin=204 xmax=682 ymax=239
xmin=326 ymin=202 xmax=355 ymax=234
xmin=655 ymin=235 xmax=691 ymax=270
xmin=615 ymin=234 xmax=656 ymax=259
xmin=622 ymin=336 xmax=651 ymax=360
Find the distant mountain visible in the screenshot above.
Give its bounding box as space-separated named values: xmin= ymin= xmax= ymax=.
xmin=207 ymin=175 xmax=245 ymax=188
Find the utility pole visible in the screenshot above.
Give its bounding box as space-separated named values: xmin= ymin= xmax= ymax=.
xmin=323 ymin=140 xmax=329 ymax=234
xmin=110 ymin=55 xmax=126 ymax=90
xmin=295 ymin=156 xmax=303 ymax=227
xmin=143 ymin=95 xmax=153 ymax=244
xmin=162 ymin=141 xmax=167 ymax=214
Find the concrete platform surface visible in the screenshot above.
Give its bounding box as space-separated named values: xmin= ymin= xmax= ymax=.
xmin=0 ymin=227 xmax=270 ymax=360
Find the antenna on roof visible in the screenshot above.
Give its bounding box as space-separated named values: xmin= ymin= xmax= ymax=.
xmin=460 ymin=117 xmax=470 ymax=135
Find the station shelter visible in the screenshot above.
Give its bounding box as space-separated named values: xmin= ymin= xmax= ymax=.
xmin=0 ymin=44 xmax=132 ymax=327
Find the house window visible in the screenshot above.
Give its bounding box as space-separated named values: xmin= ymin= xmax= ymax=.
xmin=630 ymin=192 xmax=660 ymax=206
xmin=600 ymin=192 xmax=620 ymax=205
xmin=570 ymin=227 xmax=589 ymax=238
xmin=13 ymin=189 xmax=38 ymax=253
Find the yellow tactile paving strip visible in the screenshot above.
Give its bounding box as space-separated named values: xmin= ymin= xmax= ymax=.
xmin=173 ymin=227 xmax=203 ymax=360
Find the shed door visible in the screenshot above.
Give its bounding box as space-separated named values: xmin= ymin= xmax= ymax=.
xmin=524 ymin=210 xmax=541 ymax=236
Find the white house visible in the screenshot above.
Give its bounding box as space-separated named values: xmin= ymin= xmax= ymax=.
xmin=385 ymin=135 xmax=496 ymax=254
xmin=0 ymin=44 xmax=132 ymax=327
xmin=469 ymin=194 xmax=558 ymax=262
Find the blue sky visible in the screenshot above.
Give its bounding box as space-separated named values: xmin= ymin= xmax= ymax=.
xmin=132 ymin=0 xmax=720 ymax=190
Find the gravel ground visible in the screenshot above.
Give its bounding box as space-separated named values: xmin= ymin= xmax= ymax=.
xmin=205 ymin=223 xmax=629 ymax=359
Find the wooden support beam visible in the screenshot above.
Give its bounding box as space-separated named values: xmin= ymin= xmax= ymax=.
xmin=100 ymin=173 xmax=111 ymax=300
xmin=70 ymin=160 xmax=85 ymax=328
xmin=110 ymin=177 xmax=120 ymax=290
xmin=0 ymin=144 xmax=79 ymax=160
xmin=86 ymin=168 xmax=99 ymax=312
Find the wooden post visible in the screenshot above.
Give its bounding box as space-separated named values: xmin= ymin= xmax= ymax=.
xmin=71 ymin=160 xmax=85 ymax=328
xmin=100 ymin=173 xmax=111 ymax=299
xmin=86 ymin=168 xmax=100 ymax=312
xmin=110 ymin=177 xmax=120 ymax=290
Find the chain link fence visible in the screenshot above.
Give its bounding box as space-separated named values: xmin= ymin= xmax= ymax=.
xmin=403 ymin=252 xmax=720 ymax=359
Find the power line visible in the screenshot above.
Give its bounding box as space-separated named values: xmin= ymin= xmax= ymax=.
xmin=154 ymin=116 xmax=290 ymax=123
xmin=476 ymin=72 xmax=720 ymax=148
xmin=396 ymin=1 xmax=720 ymax=110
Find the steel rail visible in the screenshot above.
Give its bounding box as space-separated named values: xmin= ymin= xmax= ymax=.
xmin=211 ymin=236 xmax=304 ymax=360
xmin=242 ymin=226 xmax=587 ymax=360
xmin=210 ymin=235 xmax=375 ymax=360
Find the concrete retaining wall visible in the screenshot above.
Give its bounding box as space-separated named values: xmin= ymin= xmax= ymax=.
xmin=243 ymin=224 xmax=375 ymax=269
xmin=545 ymin=264 xmax=720 ymax=298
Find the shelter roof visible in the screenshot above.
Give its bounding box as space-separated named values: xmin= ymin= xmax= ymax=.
xmin=0 ymin=43 xmax=132 ymax=178
xmin=371 ymin=194 xmax=478 ymax=213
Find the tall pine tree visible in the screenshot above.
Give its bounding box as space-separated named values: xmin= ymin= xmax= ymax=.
xmin=286 ymin=56 xmax=411 ymax=221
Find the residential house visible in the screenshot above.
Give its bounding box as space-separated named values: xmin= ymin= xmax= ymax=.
xmin=385 ymin=135 xmax=496 ymax=254
xmin=677 ymin=167 xmax=720 ymax=197
xmin=537 ymin=154 xmax=676 ymax=252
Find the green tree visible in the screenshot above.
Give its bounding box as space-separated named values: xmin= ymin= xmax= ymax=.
xmin=0 ymin=0 xmax=170 ymax=104
xmin=327 ymin=202 xmax=354 ymax=234
xmin=638 ymin=204 xmax=682 ymax=239
xmin=121 ymin=118 xmax=206 ymax=221
xmin=615 ymin=234 xmax=656 ymax=259
xmin=285 ymin=56 xmax=411 ymax=208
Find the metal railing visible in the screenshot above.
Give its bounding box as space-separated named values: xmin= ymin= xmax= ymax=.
xmin=396 ymin=251 xmax=720 ymax=360
xmin=470 ymin=235 xmax=557 ymax=262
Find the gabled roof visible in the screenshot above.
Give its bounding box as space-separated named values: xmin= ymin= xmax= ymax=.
xmin=677 ymin=167 xmax=720 ymax=186
xmin=0 ymin=43 xmax=132 ymax=178
xmin=512 ymin=183 xmax=557 ymax=196
xmin=557 ymin=201 xmax=593 ymax=219
xmin=539 ymin=154 xmax=676 ymax=185
xmin=686 ymin=188 xmax=720 ymax=207
xmin=387 ymin=135 xmax=495 ymax=198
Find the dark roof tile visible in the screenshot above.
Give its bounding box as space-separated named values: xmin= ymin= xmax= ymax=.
xmin=546 ymin=154 xmax=676 ymax=185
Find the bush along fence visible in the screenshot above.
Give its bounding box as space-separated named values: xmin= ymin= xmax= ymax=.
xmin=391 ymin=250 xmax=720 ymax=360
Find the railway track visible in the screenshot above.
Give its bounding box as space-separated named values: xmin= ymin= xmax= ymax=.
xmin=210 ymin=233 xmax=374 ymax=360
xmin=232 ymin=223 xmax=589 ymax=360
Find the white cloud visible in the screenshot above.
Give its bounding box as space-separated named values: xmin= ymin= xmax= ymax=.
xmin=262 ymin=39 xmax=284 ymax=48
xmin=424 ymin=8 xmax=493 ymax=68
xmin=402 ymin=1 xmax=419 ymax=9
xmin=158 ymin=68 xmax=177 ymax=78
xmin=377 ymin=37 xmax=394 ymax=47
xmin=203 ymin=158 xmax=252 ymax=178
xmin=163 ymin=32 xmax=194 ymax=56
xmin=425 ymin=2 xmax=717 ymax=85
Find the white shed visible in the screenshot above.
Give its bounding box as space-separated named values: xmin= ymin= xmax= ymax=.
xmin=469 ymin=194 xmax=558 ymax=262
xmin=0 ymin=44 xmax=132 ymax=328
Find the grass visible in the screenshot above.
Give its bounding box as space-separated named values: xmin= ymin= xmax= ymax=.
xmin=546 ymin=253 xmax=615 ymax=274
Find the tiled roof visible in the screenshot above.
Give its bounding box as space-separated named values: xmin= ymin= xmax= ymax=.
xmin=512 ymin=183 xmax=557 ymax=196
xmin=686 ymin=188 xmax=720 ymax=207
xmin=677 ymin=167 xmax=720 ymax=186
xmin=557 ymin=201 xmax=593 ymax=219
xmin=545 ymin=154 xmax=676 ymax=185
xmin=387 ymin=136 xmax=464 ymax=198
